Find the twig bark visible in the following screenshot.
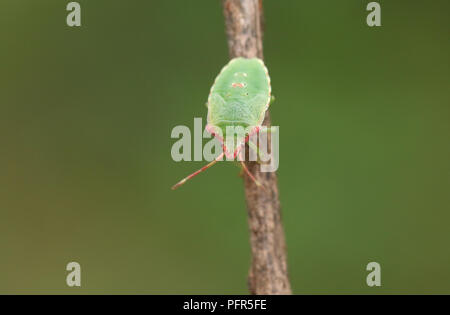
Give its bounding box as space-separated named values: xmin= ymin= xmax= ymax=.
xmin=222 ymin=0 xmax=292 ymax=295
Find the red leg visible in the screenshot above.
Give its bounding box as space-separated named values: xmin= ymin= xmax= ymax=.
xmin=171 ymin=152 xmax=225 ymax=190
xmin=238 ymin=151 xmax=263 ymax=188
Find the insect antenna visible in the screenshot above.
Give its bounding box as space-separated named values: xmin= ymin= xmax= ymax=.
xmin=171 ymin=152 xmax=225 ymax=190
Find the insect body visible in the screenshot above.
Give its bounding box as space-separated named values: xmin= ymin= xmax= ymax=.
xmin=172 ymin=57 xmax=272 ymax=190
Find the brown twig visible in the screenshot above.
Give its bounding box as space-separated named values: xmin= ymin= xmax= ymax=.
xmin=222 ymin=0 xmax=292 ymax=295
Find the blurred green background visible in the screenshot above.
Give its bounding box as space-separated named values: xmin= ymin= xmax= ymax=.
xmin=0 ymin=0 xmax=449 ymax=294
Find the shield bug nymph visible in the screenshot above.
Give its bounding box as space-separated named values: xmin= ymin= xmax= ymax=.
xmin=172 ymin=58 xmax=273 ymax=190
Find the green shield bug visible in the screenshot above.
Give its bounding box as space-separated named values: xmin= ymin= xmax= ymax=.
xmin=172 ymin=57 xmax=273 ymax=190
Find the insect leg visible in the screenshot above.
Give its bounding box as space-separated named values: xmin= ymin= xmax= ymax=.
xmin=238 ymin=151 xmax=263 ymax=188
xmin=171 ymin=152 xmax=225 ymax=190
